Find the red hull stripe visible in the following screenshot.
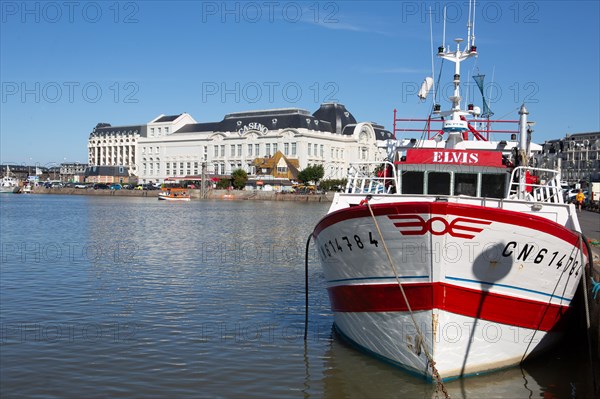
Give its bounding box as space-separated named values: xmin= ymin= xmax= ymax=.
xmin=327 ymin=282 xmax=569 ymax=331
xmin=313 ymin=202 xmax=587 ymax=258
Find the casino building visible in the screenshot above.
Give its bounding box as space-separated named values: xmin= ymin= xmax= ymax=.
xmin=88 ymin=103 xmax=393 ymax=184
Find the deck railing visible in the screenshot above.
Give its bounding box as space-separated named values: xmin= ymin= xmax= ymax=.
xmin=345 ymin=161 xmax=397 ymax=194
xmin=508 ymin=166 xmax=564 ymax=204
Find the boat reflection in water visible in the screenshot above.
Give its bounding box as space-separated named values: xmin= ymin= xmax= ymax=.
xmin=318 ymin=326 xmax=595 ymax=398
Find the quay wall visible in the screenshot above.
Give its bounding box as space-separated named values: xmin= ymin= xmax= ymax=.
xmin=27 ymin=187 xmax=332 ymax=202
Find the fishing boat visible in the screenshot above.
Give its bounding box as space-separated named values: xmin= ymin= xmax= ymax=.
xmin=158 ymin=187 xmax=191 ymax=202
xmin=21 ymin=183 xmax=33 ymax=194
xmin=0 ymin=166 xmax=20 ymax=193
xmin=312 ymin=10 xmax=588 ymax=381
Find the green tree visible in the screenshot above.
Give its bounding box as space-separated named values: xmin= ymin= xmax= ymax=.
xmin=319 ymin=178 xmax=348 ymax=192
xmin=298 ymin=164 xmax=324 ymax=185
xmin=231 ymin=168 xmax=248 ymax=190
xmin=216 ymin=178 xmax=230 ymax=189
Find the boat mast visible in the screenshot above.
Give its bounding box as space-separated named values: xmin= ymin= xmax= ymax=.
xmin=433 ymin=1 xmax=477 ymax=144
xmin=518 ymin=104 xmax=529 ymax=198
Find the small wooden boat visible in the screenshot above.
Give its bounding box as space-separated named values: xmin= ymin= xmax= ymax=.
xmin=158 ymin=187 xmax=191 ymax=202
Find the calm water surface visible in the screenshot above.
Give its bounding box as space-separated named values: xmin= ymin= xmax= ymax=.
xmin=0 ymin=195 xmax=596 ymax=398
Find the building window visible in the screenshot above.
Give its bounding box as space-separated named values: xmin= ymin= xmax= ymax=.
xmin=255 ymin=144 xmax=259 ymax=156
xmin=220 ymin=145 xmax=225 ymax=157
xmin=214 ymin=146 xmax=218 ymax=157
xmin=320 ymin=145 xmax=324 ymax=158
xmin=266 ymin=143 xmax=271 ymax=156
xmin=308 ymin=143 xmax=312 ymax=156
xmin=292 ymin=143 xmax=297 ymax=156
xmin=248 ymin=144 xmax=253 ymax=157
xmin=284 ymin=143 xmax=289 ymax=155
xmin=165 ymin=127 xmax=169 ymax=134
xmin=230 ymin=145 xmax=235 ymax=157
xmin=237 ymin=144 xmax=242 ymax=157
xmin=150 ymin=128 xmax=154 ymax=136
xmin=273 ymin=143 xmax=278 ymax=154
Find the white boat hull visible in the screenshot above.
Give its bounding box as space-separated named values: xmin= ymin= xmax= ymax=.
xmin=314 ymin=199 xmax=587 ymax=380
xmin=0 ymin=186 xmax=20 ymax=193
xmin=158 ymin=196 xmax=190 ymax=202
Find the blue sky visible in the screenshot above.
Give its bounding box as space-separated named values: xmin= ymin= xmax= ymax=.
xmin=1 ymin=0 xmax=599 ymax=166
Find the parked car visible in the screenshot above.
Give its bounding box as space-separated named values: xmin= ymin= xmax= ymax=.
xmin=74 ymin=183 xmax=88 ymax=189
xmin=93 ymin=183 xmax=110 ymax=190
xmin=109 ymin=184 xmax=122 ymax=190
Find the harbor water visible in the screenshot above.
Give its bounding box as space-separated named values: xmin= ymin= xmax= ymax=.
xmin=0 ymin=195 xmax=596 ymax=398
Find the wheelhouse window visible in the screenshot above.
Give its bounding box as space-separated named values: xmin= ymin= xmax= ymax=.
xmin=401 ymin=171 xmax=424 ymax=194
xmin=454 ymin=173 xmax=477 ymax=196
xmin=481 ymin=174 xmax=506 ymax=198
xmin=427 ymin=172 xmax=451 ymax=195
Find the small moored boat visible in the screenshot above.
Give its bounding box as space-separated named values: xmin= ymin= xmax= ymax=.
xmin=158 ymin=187 xmax=191 ymax=202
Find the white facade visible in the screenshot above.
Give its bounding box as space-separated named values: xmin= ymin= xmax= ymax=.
xmin=137 ymin=122 xmax=385 ymax=183
xmin=89 ymin=105 xmax=393 ymax=183
xmin=541 ymin=131 xmax=600 ymax=184
xmin=147 ymin=113 xmax=197 ymax=139
xmin=88 ymin=124 xmax=144 ymax=175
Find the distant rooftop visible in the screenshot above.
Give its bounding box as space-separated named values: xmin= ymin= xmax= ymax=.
xmin=153 ymin=114 xmax=182 ymax=123
xmin=90 ymin=124 xmax=147 ymax=138
xmin=224 ymin=108 xmax=311 ymax=119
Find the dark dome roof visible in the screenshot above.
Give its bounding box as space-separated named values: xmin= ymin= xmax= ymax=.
xmin=312 ymin=103 xmax=357 ymax=134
